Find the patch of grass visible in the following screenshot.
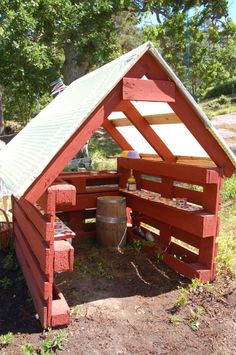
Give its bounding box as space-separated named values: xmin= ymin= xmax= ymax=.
xmin=200 ymin=96 xmax=236 ymax=119
xmin=221 ymin=174 xmax=236 ymax=204
xmin=0 ymin=332 xmax=14 ymax=348
xmin=217 ymin=203 xmax=236 ymax=277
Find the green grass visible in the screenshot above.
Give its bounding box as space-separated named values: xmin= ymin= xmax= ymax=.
xmin=217 ymin=202 xmax=236 ymax=277
xmin=221 ymin=174 xmax=236 ymax=204
xmin=200 ymin=95 xmax=236 ymax=119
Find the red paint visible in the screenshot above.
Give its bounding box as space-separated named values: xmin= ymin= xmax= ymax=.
xmin=122 ymin=77 xmax=175 ymax=102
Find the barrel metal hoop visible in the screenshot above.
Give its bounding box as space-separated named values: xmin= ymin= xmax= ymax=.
xmin=97 ymin=199 xmax=126 ymax=204
xmin=96 ymin=215 xmax=127 ymax=224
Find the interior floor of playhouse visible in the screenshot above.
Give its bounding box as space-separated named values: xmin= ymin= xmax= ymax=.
xmin=0 ymin=241 xmax=235 ymax=355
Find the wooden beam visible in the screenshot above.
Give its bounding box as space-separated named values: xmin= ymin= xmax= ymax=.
xmin=118 ymin=157 xmax=220 ymax=184
xmin=102 ymin=118 xmax=133 ymax=150
xmin=119 ymin=101 xmax=176 ymax=162
xmin=123 ymin=78 xmax=175 ymax=102
xmin=24 ymin=84 xmax=122 ymax=203
xmin=109 ymin=112 xmax=180 ymax=127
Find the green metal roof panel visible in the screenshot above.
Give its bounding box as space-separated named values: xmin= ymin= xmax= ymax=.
xmin=0 ymin=43 xmax=149 ymax=197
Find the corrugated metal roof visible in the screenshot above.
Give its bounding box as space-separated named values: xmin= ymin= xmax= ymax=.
xmin=0 ymin=41 xmax=235 ymax=197
xmin=0 ymin=43 xmax=149 ymax=197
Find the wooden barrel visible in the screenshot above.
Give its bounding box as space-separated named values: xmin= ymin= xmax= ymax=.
xmin=96 ymin=196 xmax=127 ymax=247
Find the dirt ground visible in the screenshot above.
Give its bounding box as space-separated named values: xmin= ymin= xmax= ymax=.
xmin=0 ymin=241 xmax=236 ymax=355
xmin=212 ymin=112 xmax=236 ymax=150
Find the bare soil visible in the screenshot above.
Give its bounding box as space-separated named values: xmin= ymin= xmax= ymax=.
xmin=212 ymin=112 xmax=236 ymax=149
xmin=0 ymin=242 xmax=236 ymax=355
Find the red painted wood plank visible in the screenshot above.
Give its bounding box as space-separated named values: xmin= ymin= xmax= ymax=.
xmin=56 ymin=191 xmax=121 ymax=212
xmin=14 ymin=224 xmax=51 ymax=299
xmin=49 ymin=184 xmax=76 ymax=206
xmin=51 ymin=287 xmax=70 ymax=327
xmin=15 ymin=241 xmax=48 ymax=329
xmin=163 ymin=253 xmax=211 ymax=281
xmin=168 ymin=241 xmax=199 ymax=263
xmin=169 ymin=227 xmax=200 ymax=249
xmin=37 ymin=190 xmax=55 ymax=216
xmin=118 ymin=158 xmax=220 ymax=184
xmin=122 ymin=192 xmax=217 ymax=237
xmin=119 ymin=101 xmax=175 ymax=162
xmin=173 ymin=186 xmax=203 ymax=207
xmin=13 ymin=200 xmax=51 ymax=273
xmin=24 ymin=84 xmax=122 ymax=204
xmin=18 ymin=198 xmax=53 ymax=242
xmin=53 ymin=240 xmax=74 ymax=273
xmin=102 ymin=118 xmax=133 ymax=150
xmin=122 ymin=77 xmax=175 ymax=102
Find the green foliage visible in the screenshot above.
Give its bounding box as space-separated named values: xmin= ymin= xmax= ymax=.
xmin=204 ymin=78 xmax=236 ymax=99
xmin=170 ymin=315 xmax=182 ymax=326
xmin=221 ymin=174 xmax=236 ymax=204
xmin=40 ymin=331 xmax=68 ymax=354
xmin=143 ymin=3 xmax=236 ymax=98
xmin=2 ymin=250 xmax=17 ymax=271
xmin=200 ymin=96 xmax=236 ymax=118
xmin=0 ymin=332 xmax=14 ymax=348
xmin=189 ymin=306 xmax=204 ymax=330
xmin=130 ymin=239 xmax=142 ymax=251
xmin=175 ymin=288 xmax=188 ymax=308
xmin=156 ymin=248 xmax=164 ymax=262
xmin=189 ymin=278 xmax=202 ymax=290
xmin=217 ymin=203 xmax=236 ymax=277
xmin=71 ymin=305 xmax=86 ymax=320
xmin=0 ymin=275 xmax=13 ymax=289
xmin=22 ymin=343 xmax=37 ymax=355
xmin=74 ymin=250 xmax=113 ymax=279
xmin=0 ymin=0 xmax=142 ymax=123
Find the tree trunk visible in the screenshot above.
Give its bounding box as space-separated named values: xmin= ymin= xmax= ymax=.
xmin=62 ymin=42 xmax=90 ymax=85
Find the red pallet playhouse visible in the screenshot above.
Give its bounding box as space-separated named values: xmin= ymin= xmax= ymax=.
xmin=1 ymin=43 xmax=235 ymax=329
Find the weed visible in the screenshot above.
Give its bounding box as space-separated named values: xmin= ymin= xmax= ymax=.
xmin=175 ymin=288 xmax=188 ymax=308
xmin=156 ymin=249 xmax=164 ymax=262
xmin=2 ymin=251 xmax=17 ymax=271
xmin=189 ymin=307 xmax=204 ymax=331
xmin=0 ymin=276 xmax=13 ymax=289
xmin=40 ymin=331 xmax=68 ymax=354
xmin=22 ymin=343 xmax=37 ymax=355
xmin=170 ymin=315 xmax=182 ymax=326
xmin=74 ymin=258 xmax=83 ymax=270
xmin=90 ymin=250 xmax=100 ymax=262
xmin=189 ymin=278 xmax=202 ymax=290
xmin=72 ymin=305 xmax=86 ymax=319
xmin=0 ymin=332 xmax=14 ymax=348
xmin=130 ymin=239 xmax=142 ymax=251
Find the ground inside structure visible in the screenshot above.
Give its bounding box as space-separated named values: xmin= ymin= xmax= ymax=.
xmin=0 ymin=238 xmax=235 ymax=355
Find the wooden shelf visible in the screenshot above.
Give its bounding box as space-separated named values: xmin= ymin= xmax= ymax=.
xmin=121 ymin=190 xmax=217 ymax=238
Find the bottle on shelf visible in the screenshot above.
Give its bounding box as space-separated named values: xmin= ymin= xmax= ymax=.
xmin=127 ymin=169 xmax=137 ymax=191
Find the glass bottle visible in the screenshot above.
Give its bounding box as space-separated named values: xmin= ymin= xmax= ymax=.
xmin=127 ymin=170 xmax=137 ymax=191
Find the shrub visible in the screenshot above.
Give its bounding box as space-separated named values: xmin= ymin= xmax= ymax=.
xmin=204 ymin=78 xmax=236 ymax=99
